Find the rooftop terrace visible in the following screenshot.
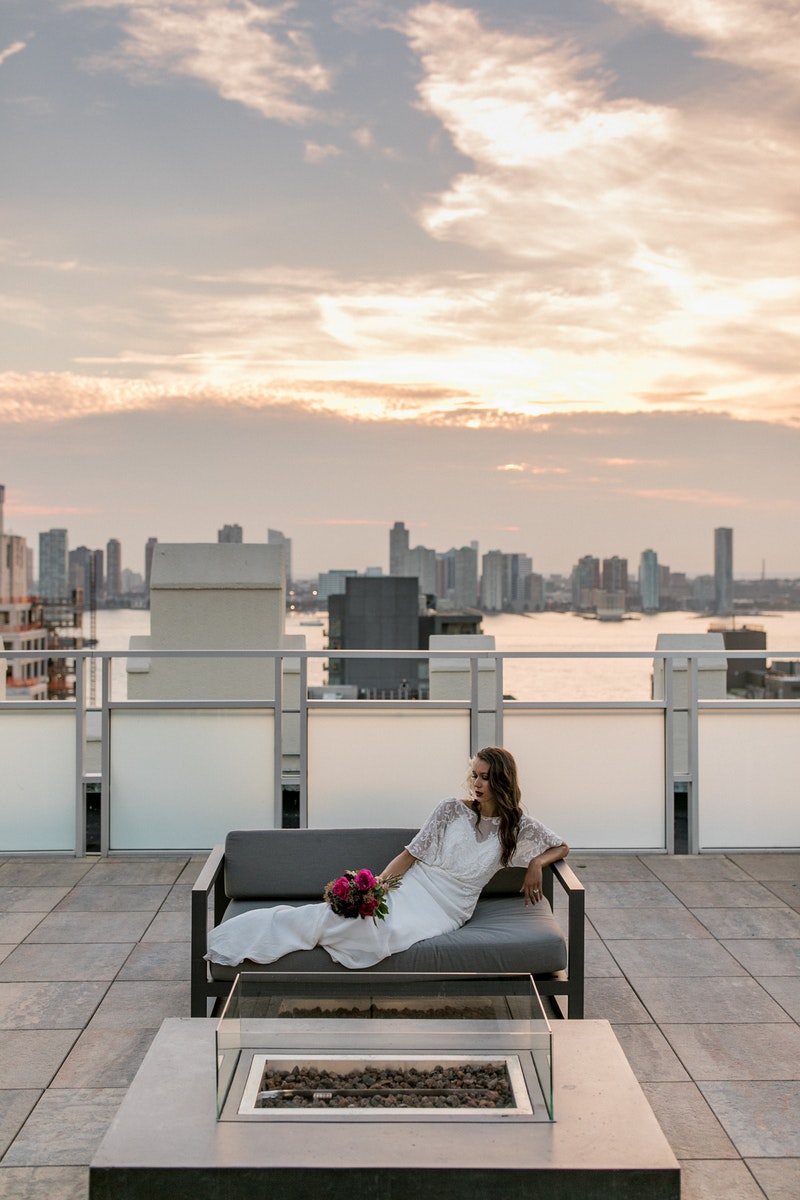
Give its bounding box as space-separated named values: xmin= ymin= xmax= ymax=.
xmin=0 ymin=851 xmax=796 ymax=1200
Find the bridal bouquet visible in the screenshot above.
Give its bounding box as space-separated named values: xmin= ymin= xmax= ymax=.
xmin=323 ymin=868 xmax=401 ymax=923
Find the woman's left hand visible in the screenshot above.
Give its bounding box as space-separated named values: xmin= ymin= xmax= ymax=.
xmin=521 ymin=862 xmax=544 ymax=906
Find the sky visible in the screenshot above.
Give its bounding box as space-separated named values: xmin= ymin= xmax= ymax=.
xmin=1 ymin=0 xmax=799 ymax=579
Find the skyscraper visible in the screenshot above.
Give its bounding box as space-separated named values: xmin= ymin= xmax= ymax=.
xmin=144 ymin=538 xmax=158 ymax=597
xmin=639 ymin=549 xmax=660 ymax=612
xmin=69 ymin=547 xmax=103 ymax=605
xmin=406 ymin=545 xmax=436 ymax=597
xmin=39 ymin=529 xmax=69 ymax=600
xmin=268 ymin=529 xmax=292 ymax=587
xmin=218 ymin=524 xmax=243 ymax=543
xmin=571 ymin=555 xmax=600 ymax=610
xmin=0 ymin=488 xmax=28 ymax=604
xmin=505 ymin=553 xmax=533 ymax=611
xmin=602 ymin=556 xmax=628 ymax=594
xmin=714 ymin=527 xmax=734 ymax=615
xmin=480 ymin=550 xmax=504 ymax=611
xmin=0 ymin=484 xmax=5 ymax=601
xmin=452 ymin=546 xmax=478 ymax=608
xmin=107 ymin=539 xmax=122 ymax=599
xmin=389 ymin=521 xmax=409 ymax=576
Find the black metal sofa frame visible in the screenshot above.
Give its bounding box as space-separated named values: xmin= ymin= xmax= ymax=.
xmin=191 ymin=827 xmax=585 ymax=1019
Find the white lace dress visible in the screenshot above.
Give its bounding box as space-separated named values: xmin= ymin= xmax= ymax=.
xmin=205 ymin=798 xmax=564 ymax=970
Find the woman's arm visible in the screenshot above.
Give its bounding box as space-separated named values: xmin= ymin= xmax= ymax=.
xmin=521 ymin=841 xmax=569 ymax=906
xmin=377 ymin=848 xmax=417 ymax=883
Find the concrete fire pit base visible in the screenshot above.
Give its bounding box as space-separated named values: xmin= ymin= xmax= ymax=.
xmin=90 ymin=1018 xmax=679 ymax=1200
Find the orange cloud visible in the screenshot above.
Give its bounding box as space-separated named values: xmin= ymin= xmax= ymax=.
xmin=5 ymin=503 xmax=98 ymax=517
xmin=618 ymin=487 xmax=748 ymax=506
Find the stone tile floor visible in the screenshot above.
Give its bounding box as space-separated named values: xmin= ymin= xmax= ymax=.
xmin=0 ymin=851 xmax=797 ymax=1199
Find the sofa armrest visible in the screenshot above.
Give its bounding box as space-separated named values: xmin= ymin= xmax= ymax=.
xmin=543 ymin=859 xmax=585 ymax=1018
xmin=191 ymin=845 xmax=226 ymax=1017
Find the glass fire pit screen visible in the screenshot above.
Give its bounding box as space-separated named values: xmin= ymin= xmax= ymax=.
xmin=216 ymin=972 xmax=553 ymax=1122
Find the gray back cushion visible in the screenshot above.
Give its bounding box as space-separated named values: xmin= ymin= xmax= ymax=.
xmin=225 ymin=829 xmax=418 ymax=899
xmin=224 ymin=829 xmax=522 ymax=900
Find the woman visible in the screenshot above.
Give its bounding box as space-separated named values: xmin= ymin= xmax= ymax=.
xmin=205 ymin=746 xmax=568 ymax=971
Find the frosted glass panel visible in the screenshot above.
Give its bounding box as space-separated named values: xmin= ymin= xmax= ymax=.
xmin=110 ymin=709 xmax=275 ymax=850
xmin=0 ymin=711 xmax=76 ymax=852
xmin=504 ymin=710 xmax=667 ymax=850
xmin=307 ymin=709 xmax=471 ymax=827
xmin=699 ymin=709 xmax=800 ymax=849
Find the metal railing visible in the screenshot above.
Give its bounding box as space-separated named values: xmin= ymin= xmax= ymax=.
xmin=1 ymin=647 xmax=798 ymax=855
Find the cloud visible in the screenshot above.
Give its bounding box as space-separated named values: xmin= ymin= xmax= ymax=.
xmin=5 ymin=503 xmax=98 ymax=517
xmin=295 ymin=517 xmax=391 ymax=526
xmin=5 ymin=3 xmax=799 ymax=432
xmin=353 ymin=125 xmax=374 ymax=148
xmin=617 ymin=486 xmax=762 ymax=508
xmin=304 ymin=141 xmax=343 ymax=163
xmin=0 ymin=40 xmax=27 ymax=66
xmin=498 ymin=462 xmax=569 ymax=475
xmin=76 ymin=0 xmax=331 ymax=123
xmin=598 ymin=457 xmax=655 ymax=467
xmin=401 ymin=3 xmax=800 ymax=420
xmin=0 ymin=368 xmax=472 ymax=426
xmin=608 ymin=0 xmax=800 ymax=82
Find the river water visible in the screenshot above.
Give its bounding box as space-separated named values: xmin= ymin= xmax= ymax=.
xmin=94 ymin=607 xmax=800 ymax=703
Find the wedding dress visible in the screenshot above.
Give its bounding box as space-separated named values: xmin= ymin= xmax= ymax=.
xmin=205 ymin=798 xmax=564 ymax=970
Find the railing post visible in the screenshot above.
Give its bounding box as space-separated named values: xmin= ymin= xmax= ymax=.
xmin=100 ymin=656 xmax=111 ymax=856
xmin=663 ymin=654 xmax=675 ymax=855
xmin=273 ymin=655 xmax=283 ymax=829
xmin=470 ymin=655 xmax=479 ymax=753
xmin=298 ymin=656 xmax=308 ymax=828
xmin=494 ymin=652 xmax=504 ymax=746
xmin=74 ymin=650 xmax=86 ymax=857
xmin=687 ymin=654 xmax=700 ymax=854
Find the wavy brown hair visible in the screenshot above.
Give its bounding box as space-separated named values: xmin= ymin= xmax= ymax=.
xmin=467 ymin=746 xmax=523 ymax=867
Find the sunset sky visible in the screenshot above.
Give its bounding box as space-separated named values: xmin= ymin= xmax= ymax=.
xmin=2 ymin=0 xmax=799 ymax=578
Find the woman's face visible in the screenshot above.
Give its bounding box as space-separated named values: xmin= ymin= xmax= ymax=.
xmin=471 ymin=758 xmax=493 ymax=809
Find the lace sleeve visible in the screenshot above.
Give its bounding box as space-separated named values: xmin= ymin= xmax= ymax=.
xmin=405 ymin=798 xmax=462 ymax=863
xmin=510 ymin=813 xmax=565 ymax=867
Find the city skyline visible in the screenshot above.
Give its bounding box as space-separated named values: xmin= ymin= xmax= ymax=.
xmin=9 ymin=497 xmax=797 ymax=590
xmin=2 ymin=2 xmax=799 ymax=575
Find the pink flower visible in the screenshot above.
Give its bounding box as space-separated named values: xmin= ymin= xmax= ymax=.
xmin=332 ymin=876 xmax=351 ymax=899
xmin=354 ymin=868 xmax=376 ymax=891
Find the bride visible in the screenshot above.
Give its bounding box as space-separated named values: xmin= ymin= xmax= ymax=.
xmin=205 ymin=746 xmax=569 ymax=971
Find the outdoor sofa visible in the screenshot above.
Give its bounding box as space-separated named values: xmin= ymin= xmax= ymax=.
xmin=191 ymin=826 xmax=585 ymax=1018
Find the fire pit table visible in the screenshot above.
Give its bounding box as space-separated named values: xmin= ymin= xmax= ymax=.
xmin=90 ymin=972 xmax=679 ymax=1200
xmin=216 ymin=972 xmax=553 ymax=1122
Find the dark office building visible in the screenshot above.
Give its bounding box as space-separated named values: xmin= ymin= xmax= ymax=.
xmin=602 ymin=556 xmax=628 ymax=595
xmin=328 ymin=576 xmax=420 ymax=697
xmin=722 ymin=627 xmax=767 ymax=693
xmin=328 ymin=576 xmax=481 ymax=698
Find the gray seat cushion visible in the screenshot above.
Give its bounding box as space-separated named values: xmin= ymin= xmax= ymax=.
xmin=208 ymin=895 xmax=567 ymax=982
